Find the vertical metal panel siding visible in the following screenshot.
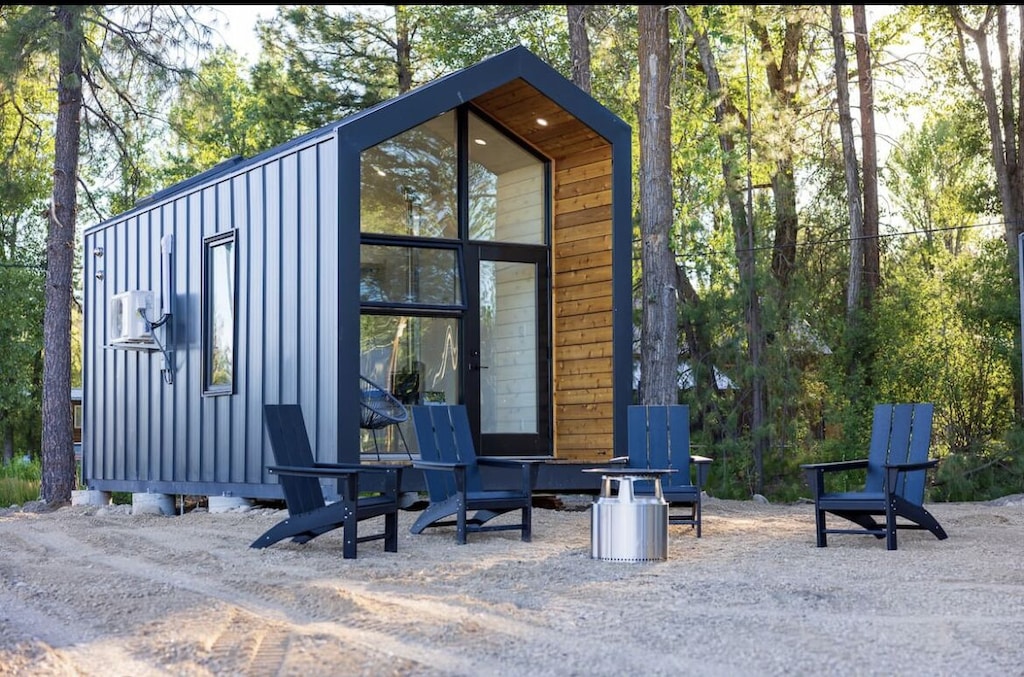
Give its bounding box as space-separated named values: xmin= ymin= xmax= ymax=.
xmin=246 ymin=168 xmax=267 ymax=482
xmin=336 ymin=137 xmax=363 ymax=463
xmin=298 ymin=146 xmax=319 ymax=455
xmin=137 ymin=213 xmax=154 ymax=481
xmin=229 ymin=173 xmax=249 ymax=483
xmin=82 ymin=228 xmax=101 ymax=485
xmin=158 ymin=202 xmax=175 ymax=481
xmin=200 ymin=184 xmax=217 ymax=482
xmin=99 ymin=227 xmax=113 ymax=480
xmin=82 ymin=133 xmax=342 ymax=495
xmin=262 ymin=160 xmax=282 ymax=437
xmin=187 ymin=191 xmax=203 ymax=481
xmin=172 ymin=196 xmax=190 ymax=483
xmin=116 ymin=217 xmax=131 ymax=480
xmin=280 ymin=153 xmax=300 ymax=408
xmin=122 ymin=216 xmax=135 ymax=481
xmin=317 ymin=140 xmax=340 ymax=460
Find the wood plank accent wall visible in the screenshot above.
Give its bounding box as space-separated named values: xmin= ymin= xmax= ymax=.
xmin=475 ymin=79 xmax=617 ymax=461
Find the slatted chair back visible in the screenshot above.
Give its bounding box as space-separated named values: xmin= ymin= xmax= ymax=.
xmin=263 ymin=404 xmax=327 ymax=516
xmin=863 ymin=403 xmax=933 ymax=500
xmin=627 ymin=404 xmax=694 ymax=494
xmin=411 ymin=405 xmax=484 ymax=502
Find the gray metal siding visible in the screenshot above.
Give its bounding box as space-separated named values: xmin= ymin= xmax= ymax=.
xmin=243 ymin=169 xmax=264 ymax=484
xmin=81 ymin=135 xmax=341 ymax=498
xmin=317 ymin=141 xmax=340 ymax=460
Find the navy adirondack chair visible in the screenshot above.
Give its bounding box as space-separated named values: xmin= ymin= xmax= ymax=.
xmin=801 ymin=402 xmax=948 ymax=551
xmin=625 ymin=405 xmax=713 ymax=536
xmin=251 ymin=404 xmax=401 ymax=559
xmin=409 ymin=405 xmax=540 ymax=545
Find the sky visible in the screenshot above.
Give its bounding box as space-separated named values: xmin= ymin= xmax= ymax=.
xmin=204 ymin=5 xmax=270 ymax=61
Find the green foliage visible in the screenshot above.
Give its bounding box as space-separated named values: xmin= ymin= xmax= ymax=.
xmin=163 ymin=49 xmax=262 ymax=188
xmin=0 ymin=478 xmax=39 ymax=507
xmin=415 ymin=5 xmax=570 ymax=75
xmin=0 ymin=456 xmax=40 ymax=481
xmin=886 ymin=114 xmax=993 ymax=247
xmin=932 ymin=426 xmax=1024 ymax=502
xmin=0 ymin=245 xmax=45 ymax=461
xmin=0 ymin=457 xmax=41 ymax=506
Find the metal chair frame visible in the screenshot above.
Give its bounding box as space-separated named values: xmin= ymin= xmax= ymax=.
xmin=359 ymin=374 xmax=411 ymax=460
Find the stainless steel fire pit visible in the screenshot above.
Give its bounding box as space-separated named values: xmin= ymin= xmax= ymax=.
xmin=583 ymin=468 xmax=673 ymax=562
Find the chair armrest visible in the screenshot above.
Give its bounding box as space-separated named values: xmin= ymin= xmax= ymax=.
xmin=800 ymin=459 xmax=869 ymax=473
xmin=884 ymin=459 xmax=939 ymax=472
xmin=269 ymin=464 xmax=358 ymax=479
xmin=411 ymin=460 xmax=469 ymax=493
xmin=270 ymin=463 xmax=400 ymax=497
xmin=883 ymin=459 xmax=939 ymax=494
xmin=800 ymin=459 xmax=870 ymax=499
xmin=476 ymin=457 xmax=542 ymax=492
xmin=475 ymin=456 xmax=544 ymax=467
xmin=884 ymin=456 xmax=937 ymax=493
xmin=311 ymin=461 xmax=402 ymax=475
xmin=692 ymin=455 xmax=713 ymax=488
xmin=411 ymin=460 xmax=466 ymax=470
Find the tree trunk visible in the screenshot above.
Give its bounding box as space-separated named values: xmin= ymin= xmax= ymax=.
xmin=749 ymin=13 xmax=802 ymax=305
xmin=637 ymin=5 xmax=677 ymax=406
xmin=683 ymin=8 xmax=768 ymax=491
xmin=831 ymin=5 xmax=864 ymax=319
xmin=395 ymin=6 xmax=413 ymax=94
xmin=40 ymin=6 xmax=83 ymax=504
xmin=950 ymin=5 xmax=1024 ymax=418
xmin=2 ymin=422 xmax=12 ymax=464
xmin=567 ymin=5 xmax=592 ymax=94
xmin=853 ymin=5 xmax=879 ymax=305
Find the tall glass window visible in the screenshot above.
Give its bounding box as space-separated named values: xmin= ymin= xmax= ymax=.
xmin=468 ymin=111 xmax=545 ymax=244
xmin=359 ymin=106 xmax=549 ymax=455
xmin=203 ymin=231 xmax=236 ymax=394
xmin=360 ymin=111 xmax=458 ymax=238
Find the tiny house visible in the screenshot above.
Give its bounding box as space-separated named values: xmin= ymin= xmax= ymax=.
xmin=80 ymin=46 xmax=633 ymax=501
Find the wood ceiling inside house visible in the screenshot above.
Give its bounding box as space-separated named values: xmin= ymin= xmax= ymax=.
xmin=472 ymin=79 xmax=609 ymax=162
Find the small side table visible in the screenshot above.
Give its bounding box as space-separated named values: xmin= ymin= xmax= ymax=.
xmin=582 ymin=467 xmax=676 ymax=562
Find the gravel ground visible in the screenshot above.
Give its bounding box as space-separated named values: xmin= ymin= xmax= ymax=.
xmin=1 ymin=494 xmax=1023 ymax=676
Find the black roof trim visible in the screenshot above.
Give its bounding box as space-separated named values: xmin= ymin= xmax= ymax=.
xmin=88 ymin=46 xmax=627 ymax=233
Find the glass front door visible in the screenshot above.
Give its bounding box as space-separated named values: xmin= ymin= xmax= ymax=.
xmin=465 ymin=245 xmax=550 ymax=454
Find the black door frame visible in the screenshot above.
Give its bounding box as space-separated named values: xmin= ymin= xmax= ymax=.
xmin=462 ymin=242 xmax=551 ymax=456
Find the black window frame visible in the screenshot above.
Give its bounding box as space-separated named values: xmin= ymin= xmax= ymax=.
xmin=359 ymin=234 xmax=468 ymax=314
xmin=202 ymin=230 xmax=238 ymax=396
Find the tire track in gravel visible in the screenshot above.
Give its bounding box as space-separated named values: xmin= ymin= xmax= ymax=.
xmin=19 ymin=524 xmax=573 ymax=675
xmin=20 ymin=515 xmax=699 ymax=676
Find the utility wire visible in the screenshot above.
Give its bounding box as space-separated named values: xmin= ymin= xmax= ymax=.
xmin=632 ymin=218 xmax=1007 ymax=256
xmin=732 ymin=219 xmax=1005 ymax=255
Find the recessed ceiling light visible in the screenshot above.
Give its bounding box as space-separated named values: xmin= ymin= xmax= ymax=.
xmin=474 ymin=138 xmax=487 ymax=145
xmin=536 ymin=118 xmax=548 ymax=126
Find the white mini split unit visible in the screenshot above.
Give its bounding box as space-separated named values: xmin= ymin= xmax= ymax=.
xmin=109 ymin=290 xmax=157 ymax=348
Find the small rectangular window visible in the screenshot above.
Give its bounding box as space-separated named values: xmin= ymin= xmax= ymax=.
xmin=203 ymin=231 xmax=236 ymax=394
xmin=360 ymin=243 xmax=463 ymax=308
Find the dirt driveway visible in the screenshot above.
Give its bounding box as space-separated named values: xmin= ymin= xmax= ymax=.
xmin=1 ymin=495 xmax=1022 ymax=676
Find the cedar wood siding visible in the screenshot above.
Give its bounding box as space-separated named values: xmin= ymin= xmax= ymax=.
xmin=473 ymin=80 xmax=617 ymax=461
